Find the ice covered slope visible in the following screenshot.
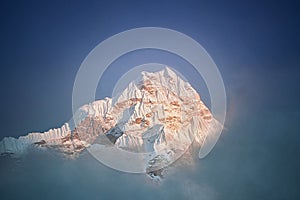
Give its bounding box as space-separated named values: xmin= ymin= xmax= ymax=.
xmin=0 ymin=123 xmax=71 ymax=154
xmin=0 ymin=67 xmax=221 ymax=161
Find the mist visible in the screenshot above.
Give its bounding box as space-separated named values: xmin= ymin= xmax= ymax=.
xmin=1 ymin=65 xmax=299 ymax=199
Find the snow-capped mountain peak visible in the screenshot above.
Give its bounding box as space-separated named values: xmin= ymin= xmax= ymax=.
xmin=0 ymin=67 xmax=222 ymax=178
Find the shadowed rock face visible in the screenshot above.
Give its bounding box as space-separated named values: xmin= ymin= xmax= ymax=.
xmin=34 ymin=140 xmax=46 ymax=145
xmin=0 ymin=67 xmax=222 ymax=179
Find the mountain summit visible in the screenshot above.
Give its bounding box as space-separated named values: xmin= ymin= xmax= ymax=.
xmin=0 ymin=67 xmax=222 ymax=179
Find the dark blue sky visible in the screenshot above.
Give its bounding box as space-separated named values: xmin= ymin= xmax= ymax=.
xmin=0 ymin=0 xmax=299 ymax=139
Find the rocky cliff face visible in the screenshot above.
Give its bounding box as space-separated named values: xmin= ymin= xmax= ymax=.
xmin=0 ymin=67 xmax=222 ymax=178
